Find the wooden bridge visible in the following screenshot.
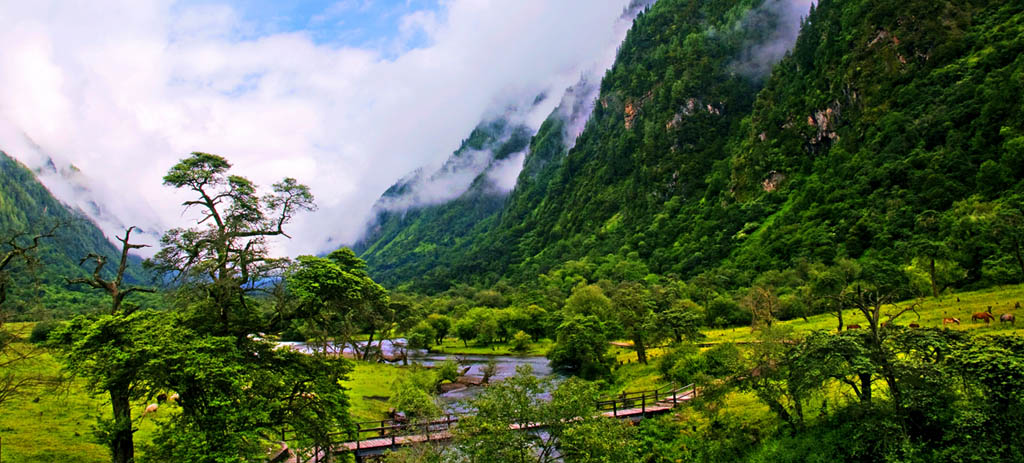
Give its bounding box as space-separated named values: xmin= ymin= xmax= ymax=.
xmin=285 ymin=384 xmax=696 ymax=463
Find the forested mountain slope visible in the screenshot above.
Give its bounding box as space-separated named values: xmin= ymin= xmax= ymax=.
xmin=360 ymin=0 xmax=1024 ymax=294
xmin=0 ymin=152 xmax=150 ymax=318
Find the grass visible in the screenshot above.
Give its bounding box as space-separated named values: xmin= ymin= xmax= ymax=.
xmin=703 ymin=284 xmax=1024 ymax=344
xmin=607 ymin=284 xmax=1024 ymax=401
xmin=0 ymin=333 xmax=413 ymax=461
xmin=344 ymin=361 xmax=408 ymax=423
xmin=0 ymin=323 xmax=165 ymax=463
xmin=428 ymin=337 xmax=554 ymax=356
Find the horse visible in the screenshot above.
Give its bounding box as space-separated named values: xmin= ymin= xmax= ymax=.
xmin=943 ymin=317 xmax=961 ymax=325
xmin=1000 ymin=313 xmax=1015 ymax=325
xmin=972 ymin=312 xmax=995 ymax=323
xmin=908 ymin=323 xmax=920 ymax=328
xmin=846 ymin=324 xmax=861 ymax=330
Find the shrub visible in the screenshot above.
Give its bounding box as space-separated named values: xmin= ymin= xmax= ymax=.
xmin=511 ymin=330 xmax=532 ymax=352
xmin=29 ymin=320 xmax=60 ymax=344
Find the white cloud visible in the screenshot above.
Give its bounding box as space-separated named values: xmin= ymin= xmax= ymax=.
xmin=0 ymin=0 xmax=632 ymax=256
xmin=486 ymin=150 xmax=528 ymax=193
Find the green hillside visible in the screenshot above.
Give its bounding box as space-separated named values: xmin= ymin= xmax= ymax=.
xmin=0 ymin=152 xmax=153 ymax=318
xmin=359 ymin=0 xmax=1024 ymax=295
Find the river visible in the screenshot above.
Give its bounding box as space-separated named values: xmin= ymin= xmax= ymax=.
xmin=278 ymin=339 xmax=563 ymax=407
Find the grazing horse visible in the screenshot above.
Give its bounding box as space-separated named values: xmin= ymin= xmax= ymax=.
xmin=1001 ymin=313 xmax=1015 ymax=325
xmin=909 ymin=323 xmax=920 ymax=328
xmin=846 ymin=324 xmax=861 ymax=330
xmin=972 ymin=312 xmax=995 ymax=323
xmin=943 ymin=317 xmax=961 ymax=325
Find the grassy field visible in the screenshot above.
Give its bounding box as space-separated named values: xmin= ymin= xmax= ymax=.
xmin=605 ymin=284 xmax=1024 ymax=402
xmin=344 ymin=361 xmax=408 ymax=423
xmin=702 ymin=284 xmax=1024 ymax=344
xmin=0 ymin=323 xmax=166 ymax=463
xmin=0 ymin=323 xmax=415 ymax=462
xmin=427 ymin=337 xmax=554 ymax=356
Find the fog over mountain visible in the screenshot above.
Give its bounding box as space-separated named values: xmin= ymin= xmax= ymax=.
xmin=0 ymin=0 xmax=634 ymax=256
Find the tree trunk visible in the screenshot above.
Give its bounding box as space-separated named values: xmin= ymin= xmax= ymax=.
xmin=362 ymin=332 xmax=375 ymax=361
xmin=110 ymin=386 xmax=134 ymax=463
xmin=1013 ymin=240 xmax=1024 ymax=283
xmin=633 ymin=336 xmax=647 ymax=365
xmin=929 ymin=257 xmax=938 ymax=298
xmin=859 ymin=373 xmax=872 ymax=404
xmin=835 ymin=308 xmax=844 ymax=332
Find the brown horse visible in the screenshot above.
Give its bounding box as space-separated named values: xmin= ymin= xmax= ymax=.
xmin=846 ymin=324 xmax=861 ymax=330
xmin=972 ymin=312 xmax=995 ymax=323
xmin=908 ymin=323 xmax=920 ymax=328
xmin=943 ymin=317 xmax=961 ymax=325
xmin=1000 ymin=313 xmax=1015 ymax=325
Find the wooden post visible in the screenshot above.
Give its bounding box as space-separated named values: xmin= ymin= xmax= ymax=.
xmin=613 ymin=400 xmax=618 ymax=417
xmin=642 ymin=394 xmax=646 ymax=415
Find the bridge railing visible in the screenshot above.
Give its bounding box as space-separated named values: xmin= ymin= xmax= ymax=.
xmin=311 ymin=383 xmax=697 ymax=458
xmin=333 ymin=414 xmax=461 ymax=453
xmin=595 ymin=383 xmax=694 ymax=417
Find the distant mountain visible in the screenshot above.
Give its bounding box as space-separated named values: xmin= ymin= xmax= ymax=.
xmin=0 ymin=151 xmax=151 ymax=318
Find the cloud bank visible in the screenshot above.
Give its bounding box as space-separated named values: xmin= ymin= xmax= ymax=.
xmin=0 ymin=0 xmax=632 ymax=256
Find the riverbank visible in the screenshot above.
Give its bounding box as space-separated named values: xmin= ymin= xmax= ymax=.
xmin=425 ymin=338 xmax=554 ymax=356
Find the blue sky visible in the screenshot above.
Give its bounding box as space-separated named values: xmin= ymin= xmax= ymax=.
xmin=175 ymin=0 xmax=443 ymax=51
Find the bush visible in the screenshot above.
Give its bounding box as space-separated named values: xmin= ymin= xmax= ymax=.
xmin=407 ymin=321 xmax=436 ymax=350
xmin=660 ymin=343 xmax=740 ymax=385
xmin=435 ymin=358 xmax=460 ymax=384
xmin=29 ymin=320 xmax=60 ymax=344
xmin=391 ymin=368 xmax=441 ymax=420
xmin=511 ymin=330 xmax=532 ymax=352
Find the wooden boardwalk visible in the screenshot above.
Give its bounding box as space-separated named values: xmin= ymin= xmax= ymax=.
xmin=290 ymin=385 xmax=696 ymax=462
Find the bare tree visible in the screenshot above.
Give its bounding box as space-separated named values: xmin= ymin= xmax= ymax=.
xmin=0 ymin=224 xmax=59 ymax=307
xmin=66 ymin=226 xmax=155 ymax=315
